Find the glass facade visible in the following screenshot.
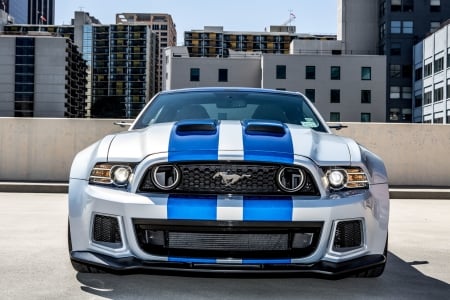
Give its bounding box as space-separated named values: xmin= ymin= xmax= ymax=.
xmin=14 ymin=37 xmax=35 ymax=117
xmin=8 ymin=0 xmax=28 ymax=24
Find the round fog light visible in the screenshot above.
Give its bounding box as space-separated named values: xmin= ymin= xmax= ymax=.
xmin=328 ymin=170 xmax=346 ymax=189
xmin=111 ymin=166 xmax=132 ymax=186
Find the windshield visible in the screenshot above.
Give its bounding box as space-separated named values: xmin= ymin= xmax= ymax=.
xmin=132 ymin=90 xmax=327 ymax=132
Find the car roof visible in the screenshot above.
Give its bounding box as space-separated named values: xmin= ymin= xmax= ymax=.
xmin=158 ymin=87 xmax=303 ymax=97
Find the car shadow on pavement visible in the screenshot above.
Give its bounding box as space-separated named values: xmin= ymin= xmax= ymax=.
xmin=76 ymin=251 xmax=450 ymax=300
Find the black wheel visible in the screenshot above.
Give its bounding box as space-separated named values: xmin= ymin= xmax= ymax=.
xmin=68 ymin=220 xmax=104 ymax=273
xmin=355 ymin=234 xmax=388 ymax=278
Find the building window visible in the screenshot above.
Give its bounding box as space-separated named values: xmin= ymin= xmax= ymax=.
xmin=402 ymin=86 xmax=412 ymax=99
xmin=190 ymin=68 xmax=200 ymax=81
xmin=330 ymin=112 xmax=341 ymax=122
xmin=434 ymin=57 xmax=444 ymax=73
xmin=430 ymin=22 xmax=441 ymax=32
xmin=447 ymin=80 xmax=450 ymax=99
xmin=447 ymin=51 xmax=450 ymax=68
xmin=361 ymin=67 xmax=371 ymax=80
xmin=424 ymin=63 xmax=433 ymax=77
xmin=361 ymin=113 xmax=371 ymax=122
xmin=152 ymin=24 xmax=160 ymax=30
xmin=361 ymin=90 xmax=371 ymax=103
xmin=390 ymin=64 xmax=401 ymax=78
xmin=391 ymin=21 xmax=401 ymax=33
xmin=330 ymin=66 xmax=340 ymax=80
xmin=402 ymin=21 xmax=413 ymax=34
xmin=389 ymin=108 xmax=400 ymax=121
xmin=390 ymin=86 xmax=401 ymax=99
xmin=391 ymin=0 xmax=401 ymax=11
xmin=402 ymin=65 xmax=412 ymax=78
xmin=305 ymin=89 xmax=315 ymax=102
xmin=305 ymin=66 xmax=316 ymax=79
xmin=276 ymin=65 xmax=286 ymax=79
xmin=414 ymin=94 xmax=422 ymax=107
xmin=218 ymin=68 xmax=228 ymax=82
xmin=430 ymin=0 xmax=441 ymax=12
xmin=414 ymin=67 xmax=423 ymax=81
xmin=424 ymin=91 xmax=432 ymax=105
xmin=390 ymin=43 xmax=401 ymax=55
xmin=403 ymin=0 xmax=414 ymax=11
xmin=434 ymin=86 xmax=443 ymax=102
xmin=391 ymin=21 xmax=413 ymax=34
xmin=330 ymin=89 xmax=340 ymax=103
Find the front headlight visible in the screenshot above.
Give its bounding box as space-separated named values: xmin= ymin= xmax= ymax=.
xmin=89 ymin=163 xmax=135 ymax=187
xmin=324 ymin=167 xmax=368 ymax=190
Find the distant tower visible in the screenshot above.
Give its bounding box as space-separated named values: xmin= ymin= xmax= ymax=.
xmin=3 ymin=0 xmax=54 ymax=24
xmin=28 ymin=0 xmax=55 ymax=25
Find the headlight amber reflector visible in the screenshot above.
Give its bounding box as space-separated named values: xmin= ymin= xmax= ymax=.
xmin=89 ymin=163 xmax=134 ymax=187
xmin=325 ymin=167 xmax=368 ymax=190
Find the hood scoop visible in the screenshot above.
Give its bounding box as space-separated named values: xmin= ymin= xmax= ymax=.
xmin=175 ymin=119 xmax=218 ymax=135
xmin=243 ymin=120 xmax=286 ymax=136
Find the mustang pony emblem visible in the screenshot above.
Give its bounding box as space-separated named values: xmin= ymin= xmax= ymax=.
xmin=213 ymin=172 xmax=251 ymax=186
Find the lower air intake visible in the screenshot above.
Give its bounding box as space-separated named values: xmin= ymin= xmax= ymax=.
xmin=92 ymin=214 xmax=122 ymax=247
xmin=333 ymin=220 xmax=363 ymax=252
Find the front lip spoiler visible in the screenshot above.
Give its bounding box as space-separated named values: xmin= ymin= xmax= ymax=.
xmin=70 ymin=251 xmax=386 ymax=278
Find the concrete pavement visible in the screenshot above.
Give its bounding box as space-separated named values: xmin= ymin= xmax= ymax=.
xmin=0 ymin=193 xmax=449 ymax=299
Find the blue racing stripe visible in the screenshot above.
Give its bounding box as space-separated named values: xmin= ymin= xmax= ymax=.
xmin=243 ymin=197 xmax=293 ymax=221
xmin=168 ymin=120 xmax=220 ymax=162
xmin=242 ymin=258 xmax=292 ymax=264
xmin=167 ymin=195 xmax=217 ymax=220
xmin=242 ymin=120 xmax=294 ymax=164
xmin=168 ymin=257 xmax=217 ymax=264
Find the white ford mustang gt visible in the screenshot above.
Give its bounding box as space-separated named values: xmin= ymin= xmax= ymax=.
xmin=68 ymin=87 xmax=389 ymax=278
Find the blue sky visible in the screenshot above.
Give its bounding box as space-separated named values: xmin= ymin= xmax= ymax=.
xmin=55 ymin=0 xmax=337 ymax=44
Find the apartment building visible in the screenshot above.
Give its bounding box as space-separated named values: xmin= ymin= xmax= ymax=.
xmin=164 ymin=42 xmax=386 ymax=122
xmin=116 ymin=13 xmax=177 ymax=92
xmin=0 ymin=34 xmax=86 ymax=117
xmin=184 ymin=26 xmax=335 ymax=58
xmin=4 ymin=11 xmax=159 ymax=118
xmin=413 ymin=20 xmax=450 ymax=123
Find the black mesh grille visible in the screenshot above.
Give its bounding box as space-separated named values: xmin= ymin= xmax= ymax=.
xmin=138 ymin=162 xmax=319 ymax=195
xmin=134 ymin=219 xmax=323 ymax=259
xmin=167 ymin=232 xmax=289 ymax=251
xmin=333 ymin=220 xmax=363 ymax=251
xmin=93 ymin=214 xmax=122 ymax=244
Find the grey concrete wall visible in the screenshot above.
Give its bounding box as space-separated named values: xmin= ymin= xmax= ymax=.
xmin=0 ymin=118 xmax=126 ymax=182
xmin=0 ymin=118 xmax=449 ymax=187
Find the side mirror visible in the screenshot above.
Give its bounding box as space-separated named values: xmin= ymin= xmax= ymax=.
xmin=328 ymin=123 xmax=348 ymax=131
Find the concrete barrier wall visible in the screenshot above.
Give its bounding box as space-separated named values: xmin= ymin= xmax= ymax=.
xmin=1 ymin=118 xmax=449 ymax=187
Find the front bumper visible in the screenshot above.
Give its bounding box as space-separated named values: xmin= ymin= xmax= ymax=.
xmin=70 ymin=250 xmax=386 ymax=278
xmin=68 ymin=179 xmax=389 ymax=275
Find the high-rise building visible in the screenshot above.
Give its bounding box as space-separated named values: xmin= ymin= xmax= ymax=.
xmin=183 ymin=26 xmax=335 ymax=58
xmin=0 ymin=34 xmax=87 ymax=117
xmin=339 ymin=0 xmax=450 ymax=122
xmin=4 ymin=11 xmax=160 ymax=119
xmin=2 ymin=0 xmax=54 ymax=25
xmin=413 ymin=20 xmax=450 ymax=124
xmin=116 ymin=13 xmax=176 ymax=92
xmin=28 ymin=0 xmax=54 ymax=25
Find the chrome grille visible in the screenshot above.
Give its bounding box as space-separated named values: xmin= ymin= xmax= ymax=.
xmin=138 ymin=162 xmax=319 ymax=195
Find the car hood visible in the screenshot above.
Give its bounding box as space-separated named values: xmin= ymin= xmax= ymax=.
xmin=106 ymin=120 xmax=359 ymax=165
